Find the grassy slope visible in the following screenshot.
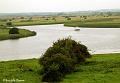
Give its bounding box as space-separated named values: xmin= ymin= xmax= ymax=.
xmin=0 ymin=59 xmax=41 ymax=83
xmin=0 ymin=53 xmax=120 ymax=83
xmin=0 ymin=28 xmax=36 ymax=40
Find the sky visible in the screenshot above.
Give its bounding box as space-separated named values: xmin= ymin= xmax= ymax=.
xmin=0 ymin=0 xmax=120 ymax=13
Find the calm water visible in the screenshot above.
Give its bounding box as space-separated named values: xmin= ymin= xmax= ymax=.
xmin=0 ymin=24 xmax=120 ymax=61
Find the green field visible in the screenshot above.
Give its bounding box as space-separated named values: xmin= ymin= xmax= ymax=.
xmin=64 ymin=16 xmax=120 ymax=28
xmin=0 ymin=16 xmax=120 ymax=28
xmin=0 ymin=28 xmax=36 ymax=40
xmin=0 ymin=53 xmax=120 ymax=83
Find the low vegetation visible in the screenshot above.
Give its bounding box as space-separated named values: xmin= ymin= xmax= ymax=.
xmin=9 ymin=27 xmax=19 ymax=34
xmin=0 ymin=53 xmax=120 ymax=83
xmin=0 ymin=19 xmax=37 ymax=40
xmin=63 ymin=53 xmax=120 ymax=83
xmin=0 ymin=27 xmax=36 ymax=40
xmin=0 ymin=16 xmax=120 ymax=28
xmin=0 ymin=59 xmax=40 ymax=83
xmin=39 ymin=38 xmax=91 ymax=82
xmin=64 ymin=16 xmax=120 ymax=28
xmin=64 ymin=21 xmax=120 ymax=28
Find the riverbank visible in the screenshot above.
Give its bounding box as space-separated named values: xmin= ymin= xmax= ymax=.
xmin=12 ymin=16 xmax=120 ymax=28
xmin=64 ymin=22 xmax=120 ymax=28
xmin=64 ymin=16 xmax=120 ymax=28
xmin=0 ymin=53 xmax=120 ymax=83
xmin=0 ymin=16 xmax=120 ymax=28
xmin=0 ymin=28 xmax=36 ymax=40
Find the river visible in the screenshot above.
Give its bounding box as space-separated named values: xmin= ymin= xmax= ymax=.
xmin=0 ymin=24 xmax=120 ymax=61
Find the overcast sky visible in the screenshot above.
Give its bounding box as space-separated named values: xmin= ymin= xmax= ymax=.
xmin=0 ymin=0 xmax=120 ymax=13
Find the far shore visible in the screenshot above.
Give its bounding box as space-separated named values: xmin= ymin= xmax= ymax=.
xmin=0 ymin=16 xmax=120 ymax=28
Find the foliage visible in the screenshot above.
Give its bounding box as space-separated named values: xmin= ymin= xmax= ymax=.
xmin=0 ymin=28 xmax=36 ymax=40
xmin=6 ymin=21 xmax=13 ymax=27
xmin=52 ymin=17 xmax=56 ymax=21
xmin=40 ymin=37 xmax=91 ymax=82
xmin=0 ymin=16 xmax=120 ymax=28
xmin=67 ymin=17 xmax=71 ymax=20
xmin=9 ymin=27 xmax=19 ymax=34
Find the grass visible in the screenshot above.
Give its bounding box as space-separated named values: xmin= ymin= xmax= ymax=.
xmin=12 ymin=16 xmax=120 ymax=28
xmin=63 ymin=53 xmax=120 ymax=83
xmin=64 ymin=22 xmax=120 ymax=28
xmin=64 ymin=16 xmax=120 ymax=28
xmin=0 ymin=27 xmax=36 ymax=40
xmin=1 ymin=16 xmax=120 ymax=28
xmin=0 ymin=59 xmax=41 ymax=83
xmin=13 ymin=20 xmax=64 ymax=26
xmin=0 ymin=53 xmax=120 ymax=83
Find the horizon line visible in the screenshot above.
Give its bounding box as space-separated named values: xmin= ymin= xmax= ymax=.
xmin=0 ymin=8 xmax=120 ymax=14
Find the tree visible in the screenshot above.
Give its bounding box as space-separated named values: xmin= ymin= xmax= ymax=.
xmin=83 ymin=16 xmax=87 ymax=19
xmin=6 ymin=22 xmax=12 ymax=27
xmin=9 ymin=27 xmax=19 ymax=34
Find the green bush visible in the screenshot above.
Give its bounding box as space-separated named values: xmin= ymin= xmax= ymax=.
xmin=9 ymin=27 xmax=19 ymax=34
xmin=31 ymin=31 xmax=37 ymax=36
xmin=6 ymin=21 xmax=12 ymax=27
xmin=40 ymin=53 xmax=75 ymax=74
xmin=67 ymin=17 xmax=71 ymax=20
xmin=39 ymin=37 xmax=91 ymax=82
xmin=41 ymin=53 xmax=75 ymax=82
xmin=42 ymin=66 xmax=63 ymax=82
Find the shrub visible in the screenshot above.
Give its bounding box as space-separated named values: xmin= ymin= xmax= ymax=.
xmin=52 ymin=17 xmax=56 ymax=21
xmin=67 ymin=17 xmax=71 ymax=20
xmin=9 ymin=27 xmax=19 ymax=34
xmin=52 ymin=37 xmax=91 ymax=62
xmin=6 ymin=22 xmax=12 ymax=27
xmin=39 ymin=37 xmax=91 ymax=82
xmin=42 ymin=67 xmax=63 ymax=82
xmin=40 ymin=53 xmax=75 ymax=74
xmin=0 ymin=24 xmax=6 ymax=28
xmin=31 ymin=31 xmax=37 ymax=36
xmin=41 ymin=53 xmax=75 ymax=82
